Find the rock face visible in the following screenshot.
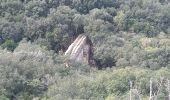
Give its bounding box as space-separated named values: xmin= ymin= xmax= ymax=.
xmin=65 ymin=34 xmax=95 ymax=65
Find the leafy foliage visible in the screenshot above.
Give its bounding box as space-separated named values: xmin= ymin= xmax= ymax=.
xmin=0 ymin=0 xmax=170 ymax=99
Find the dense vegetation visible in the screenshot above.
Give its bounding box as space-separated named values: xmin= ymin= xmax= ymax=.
xmin=0 ymin=0 xmax=170 ymax=99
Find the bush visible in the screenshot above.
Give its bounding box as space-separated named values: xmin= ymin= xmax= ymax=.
xmin=1 ymin=39 xmax=18 ymax=51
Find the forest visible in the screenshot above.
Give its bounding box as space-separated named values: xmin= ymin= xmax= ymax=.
xmin=0 ymin=0 xmax=170 ymax=100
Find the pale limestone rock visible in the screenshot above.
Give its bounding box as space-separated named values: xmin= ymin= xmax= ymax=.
xmin=65 ymin=34 xmax=95 ymax=65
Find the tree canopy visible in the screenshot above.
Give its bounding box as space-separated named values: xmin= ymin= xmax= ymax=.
xmin=0 ymin=0 xmax=170 ymax=99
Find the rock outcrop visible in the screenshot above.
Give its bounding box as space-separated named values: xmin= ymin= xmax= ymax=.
xmin=65 ymin=34 xmax=95 ymax=65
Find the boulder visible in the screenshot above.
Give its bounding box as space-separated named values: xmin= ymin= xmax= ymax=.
xmin=65 ymin=34 xmax=95 ymax=65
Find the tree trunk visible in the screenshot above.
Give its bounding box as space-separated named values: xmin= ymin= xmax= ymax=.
xmin=129 ymin=80 xmax=132 ymax=100
xmin=167 ymin=79 xmax=170 ymax=100
xmin=149 ymin=78 xmax=153 ymax=100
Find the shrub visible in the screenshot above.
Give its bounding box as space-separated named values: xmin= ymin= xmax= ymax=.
xmin=1 ymin=39 xmax=18 ymax=51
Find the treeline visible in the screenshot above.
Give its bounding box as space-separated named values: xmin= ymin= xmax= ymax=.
xmin=0 ymin=0 xmax=170 ymax=68
xmin=0 ymin=0 xmax=170 ymax=51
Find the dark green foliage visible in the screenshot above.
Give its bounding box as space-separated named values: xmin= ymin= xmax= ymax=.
xmin=0 ymin=0 xmax=170 ymax=99
xmin=0 ymin=42 xmax=170 ymax=99
xmin=0 ymin=0 xmax=170 ymax=52
xmin=1 ymin=39 xmax=18 ymax=51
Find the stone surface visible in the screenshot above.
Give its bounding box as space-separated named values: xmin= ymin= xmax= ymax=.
xmin=65 ymin=34 xmax=95 ymax=65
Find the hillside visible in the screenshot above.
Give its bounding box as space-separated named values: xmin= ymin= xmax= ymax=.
xmin=0 ymin=0 xmax=170 ymax=100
